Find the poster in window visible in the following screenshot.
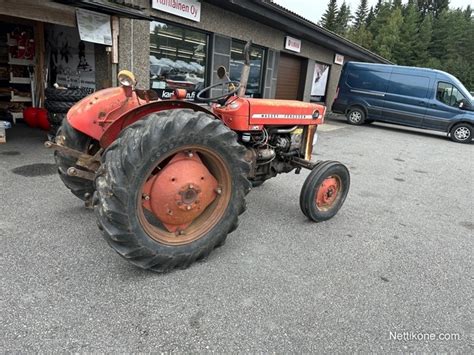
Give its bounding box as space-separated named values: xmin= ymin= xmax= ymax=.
xmin=46 ymin=25 xmax=96 ymax=89
xmin=311 ymin=63 xmax=329 ymax=97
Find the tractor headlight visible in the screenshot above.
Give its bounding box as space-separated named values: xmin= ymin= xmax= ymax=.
xmin=118 ymin=70 xmax=136 ymax=87
xmin=312 ymin=110 xmax=320 ymax=119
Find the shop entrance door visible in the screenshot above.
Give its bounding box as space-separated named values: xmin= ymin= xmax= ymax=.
xmin=275 ymin=53 xmax=303 ymax=100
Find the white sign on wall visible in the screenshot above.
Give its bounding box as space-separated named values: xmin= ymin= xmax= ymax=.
xmin=152 ymin=0 xmax=201 ymax=22
xmin=311 ymin=63 xmax=330 ymax=97
xmin=284 ymin=36 xmax=301 ymax=53
xmin=334 ymin=53 xmax=344 ymax=65
xmin=76 ymin=9 xmax=112 ymax=46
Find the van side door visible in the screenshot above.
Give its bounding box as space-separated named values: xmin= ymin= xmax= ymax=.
xmin=381 ymin=72 xmax=430 ymax=127
xmin=423 ymin=81 xmax=468 ymax=131
xmin=345 ymin=67 xmax=391 ymax=120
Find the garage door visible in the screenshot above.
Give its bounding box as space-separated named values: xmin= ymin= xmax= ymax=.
xmin=275 ymin=53 xmax=303 ymax=100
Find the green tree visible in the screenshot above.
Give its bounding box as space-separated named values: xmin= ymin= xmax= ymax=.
xmin=417 ymin=0 xmax=450 ymax=17
xmin=353 ymin=0 xmax=369 ymax=29
xmin=393 ymin=2 xmax=419 ymax=65
xmin=348 ymin=24 xmax=373 ymax=49
xmin=414 ymin=13 xmax=433 ymax=65
xmin=370 ymin=3 xmax=403 ymax=61
xmin=374 ymin=0 xmax=383 ymax=14
xmin=335 ymin=1 xmax=352 ymax=35
xmin=320 ymin=0 xmax=339 ymax=32
xmin=366 ymin=6 xmax=375 ymax=27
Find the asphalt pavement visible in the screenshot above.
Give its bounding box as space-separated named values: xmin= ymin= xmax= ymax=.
xmin=1 ymin=117 xmax=472 ymax=352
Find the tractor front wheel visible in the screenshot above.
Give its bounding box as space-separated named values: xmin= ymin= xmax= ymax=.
xmin=94 ymin=109 xmax=250 ymax=272
xmin=300 ymin=161 xmax=350 ymax=222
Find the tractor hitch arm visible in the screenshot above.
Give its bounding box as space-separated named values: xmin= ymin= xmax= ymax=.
xmin=289 ymin=156 xmax=323 ymax=170
xmin=44 ymin=139 xmax=102 ymax=180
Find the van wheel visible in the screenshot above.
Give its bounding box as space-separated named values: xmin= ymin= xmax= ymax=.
xmin=346 ymin=107 xmax=366 ymax=125
xmin=450 ymin=123 xmax=472 ymax=143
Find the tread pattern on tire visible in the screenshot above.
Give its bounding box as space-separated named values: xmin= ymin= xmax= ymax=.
xmin=54 ymin=119 xmax=95 ymax=201
xmin=45 ymin=88 xmax=89 ymax=102
xmin=45 ymin=100 xmax=76 ymax=113
xmin=450 ymin=123 xmax=472 ymax=143
xmin=94 ymin=109 xmax=251 ymax=272
xmin=48 ymin=112 xmax=66 ymax=125
xmin=299 ymin=160 xmax=350 ymax=222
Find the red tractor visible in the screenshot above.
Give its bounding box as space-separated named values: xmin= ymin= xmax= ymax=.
xmin=46 ymin=44 xmax=350 ymax=272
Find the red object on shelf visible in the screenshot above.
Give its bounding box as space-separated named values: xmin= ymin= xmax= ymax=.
xmin=23 ymin=107 xmax=38 ymax=128
xmin=36 ymin=109 xmax=50 ymax=131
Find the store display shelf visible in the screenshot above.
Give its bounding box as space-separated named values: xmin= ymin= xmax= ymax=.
xmin=8 ymin=54 xmax=34 ymax=66
xmin=9 ymin=111 xmax=23 ymax=123
xmin=10 ymin=92 xmax=31 ymax=102
xmin=9 ymin=74 xmax=31 ymax=84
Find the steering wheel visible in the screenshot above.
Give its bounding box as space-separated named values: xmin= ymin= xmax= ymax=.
xmin=196 ymin=80 xmax=241 ymax=104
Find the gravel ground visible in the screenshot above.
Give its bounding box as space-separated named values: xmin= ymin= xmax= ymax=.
xmin=0 ymin=118 xmax=472 ymax=352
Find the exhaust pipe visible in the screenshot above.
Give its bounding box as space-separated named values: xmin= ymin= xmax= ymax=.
xmin=238 ymin=41 xmax=252 ymax=97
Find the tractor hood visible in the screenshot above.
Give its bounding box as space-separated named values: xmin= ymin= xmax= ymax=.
xmin=67 ymin=86 xmax=143 ymax=141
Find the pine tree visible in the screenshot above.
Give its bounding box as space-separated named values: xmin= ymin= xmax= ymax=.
xmin=366 ymin=6 xmax=375 ymax=27
xmin=335 ymin=2 xmax=352 ymax=35
xmin=370 ymin=3 xmax=403 ymax=60
xmin=374 ymin=0 xmax=383 ymax=14
xmin=414 ymin=13 xmax=433 ymax=65
xmin=348 ymin=25 xmax=373 ymax=49
xmin=320 ymin=0 xmax=339 ymax=32
xmin=417 ymin=0 xmax=450 ymax=17
xmin=354 ymin=0 xmax=369 ymax=29
xmin=393 ymin=2 xmax=419 ymax=65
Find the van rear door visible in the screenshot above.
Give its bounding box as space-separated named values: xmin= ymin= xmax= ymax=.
xmin=382 ymin=71 xmax=431 ymax=127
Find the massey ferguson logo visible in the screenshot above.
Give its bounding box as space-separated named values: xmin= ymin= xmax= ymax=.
xmin=252 ymin=114 xmax=313 ymax=119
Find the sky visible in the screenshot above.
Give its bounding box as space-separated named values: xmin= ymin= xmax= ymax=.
xmin=273 ymin=0 xmax=473 ymax=23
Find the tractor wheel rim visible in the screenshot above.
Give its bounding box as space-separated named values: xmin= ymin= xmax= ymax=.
xmin=137 ymin=145 xmax=231 ymax=245
xmin=350 ymin=111 xmax=361 ymax=122
xmin=315 ymin=175 xmax=341 ymax=211
xmin=454 ymin=127 xmax=470 ymax=140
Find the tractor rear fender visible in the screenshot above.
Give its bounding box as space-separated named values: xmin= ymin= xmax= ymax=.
xmin=99 ymin=101 xmax=219 ymax=148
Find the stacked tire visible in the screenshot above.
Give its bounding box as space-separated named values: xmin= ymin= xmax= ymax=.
xmin=45 ymin=88 xmax=90 ymax=138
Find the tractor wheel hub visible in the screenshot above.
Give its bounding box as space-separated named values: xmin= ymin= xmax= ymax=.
xmin=142 ymin=152 xmax=218 ymax=233
xmin=316 ymin=177 xmax=339 ymax=208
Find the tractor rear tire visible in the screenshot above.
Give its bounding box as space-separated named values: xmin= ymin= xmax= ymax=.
xmin=250 ymin=179 xmax=265 ymax=188
xmin=54 ymin=119 xmax=95 ymax=202
xmin=300 ymin=161 xmax=350 ymax=222
xmin=94 ymin=109 xmax=251 ymax=272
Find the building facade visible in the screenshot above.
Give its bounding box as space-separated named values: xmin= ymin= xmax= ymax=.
xmin=119 ymin=0 xmax=389 ymax=108
xmin=0 ymin=0 xmax=389 ymax=122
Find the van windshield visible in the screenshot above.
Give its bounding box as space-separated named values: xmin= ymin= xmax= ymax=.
xmin=450 ymin=76 xmax=472 ymax=101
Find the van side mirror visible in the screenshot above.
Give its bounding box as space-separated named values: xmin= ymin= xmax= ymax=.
xmin=459 ymin=99 xmax=472 ymax=110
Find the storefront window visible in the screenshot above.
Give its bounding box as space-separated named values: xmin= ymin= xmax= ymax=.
xmin=149 ymin=21 xmax=208 ymax=100
xmin=230 ymin=41 xmax=264 ymax=97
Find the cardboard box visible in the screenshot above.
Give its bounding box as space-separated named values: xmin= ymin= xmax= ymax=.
xmin=0 ymin=127 xmax=5 ymax=143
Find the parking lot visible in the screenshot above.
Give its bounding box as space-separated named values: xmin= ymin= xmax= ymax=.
xmin=1 ymin=117 xmax=472 ymax=352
